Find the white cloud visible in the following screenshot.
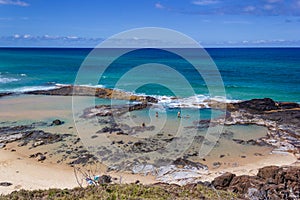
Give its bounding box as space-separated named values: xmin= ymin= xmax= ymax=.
xmin=266 ymin=0 xmax=282 ymax=3
xmin=0 ymin=0 xmax=29 ymax=6
xmin=253 ymin=40 xmax=267 ymax=44
xmin=23 ymin=34 xmax=31 ymax=39
xmin=192 ymin=0 xmax=219 ymax=5
xmin=223 ymin=20 xmax=252 ymax=24
xmin=243 ymin=6 xmax=256 ymax=12
xmin=264 ymin=4 xmax=274 ymax=10
xmin=155 ymin=3 xmax=164 ymax=9
xmin=67 ymin=36 xmax=78 ymax=39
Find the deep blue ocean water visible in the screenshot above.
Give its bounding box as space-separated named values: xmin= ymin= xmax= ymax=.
xmin=0 ymin=48 xmax=299 ymax=103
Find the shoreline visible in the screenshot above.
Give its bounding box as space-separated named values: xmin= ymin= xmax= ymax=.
xmin=0 ymin=89 xmax=299 ymax=196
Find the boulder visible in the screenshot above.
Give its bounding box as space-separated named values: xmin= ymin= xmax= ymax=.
xmin=212 ymin=172 xmax=235 ymax=189
xmin=257 ymin=165 xmax=280 ymax=180
xmin=52 ymin=119 xmax=63 ymax=126
xmin=229 ymin=175 xmax=263 ymax=194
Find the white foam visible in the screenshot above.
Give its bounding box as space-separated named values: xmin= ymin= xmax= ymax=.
xmin=150 ymin=94 xmax=240 ymax=109
xmin=55 ymin=83 xmax=105 ymax=88
xmin=0 ymin=76 xmax=19 ymax=84
xmin=10 ymin=86 xmax=58 ymax=93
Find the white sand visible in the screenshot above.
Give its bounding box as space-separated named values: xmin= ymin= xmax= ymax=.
xmin=0 ymin=143 xmax=156 ymax=195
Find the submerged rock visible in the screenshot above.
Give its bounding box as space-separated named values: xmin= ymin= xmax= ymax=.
xmin=52 ymin=119 xmax=63 ymax=126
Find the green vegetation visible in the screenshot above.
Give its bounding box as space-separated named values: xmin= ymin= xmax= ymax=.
xmin=0 ymin=183 xmax=237 ymax=200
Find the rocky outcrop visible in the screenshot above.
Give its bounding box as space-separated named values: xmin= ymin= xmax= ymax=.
xmin=25 ymin=85 xmax=158 ymax=103
xmin=212 ymin=98 xmax=300 ymax=155
xmin=81 ymin=103 xmax=149 ymax=118
xmin=228 ymin=98 xmax=300 ymax=113
xmin=212 ymin=166 xmax=300 ymax=199
xmin=0 ymin=92 xmax=12 ymax=98
xmin=0 ymin=124 xmax=70 ymax=147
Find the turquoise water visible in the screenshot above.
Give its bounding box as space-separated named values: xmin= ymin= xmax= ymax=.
xmin=0 ymin=47 xmax=299 ymax=103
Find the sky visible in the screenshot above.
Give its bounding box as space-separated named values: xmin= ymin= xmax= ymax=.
xmin=0 ymin=0 xmax=300 ymax=47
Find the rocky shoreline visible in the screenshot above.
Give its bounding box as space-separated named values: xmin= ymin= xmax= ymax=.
xmin=0 ymin=87 xmax=300 ymax=198
xmin=25 ymin=85 xmax=158 ymax=103
xmin=211 ymin=165 xmax=300 ymax=199
xmin=222 ymin=98 xmax=300 ymax=155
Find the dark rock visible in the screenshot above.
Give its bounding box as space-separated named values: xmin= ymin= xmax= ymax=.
xmin=97 ymin=175 xmax=112 ymax=184
xmin=38 ymin=155 xmax=46 ymax=162
xmin=0 ymin=93 xmax=12 ymax=98
xmin=29 ymin=152 xmax=43 ymax=158
xmin=278 ymin=102 xmax=300 ymax=109
xmin=230 ymin=98 xmax=279 ymax=113
xmin=212 ymin=172 xmax=236 ymax=189
xmin=173 ymin=158 xmax=208 ymax=170
xmin=74 ymin=138 xmax=80 ymax=145
xmin=116 ymin=140 xmax=124 ymax=144
xmin=213 ymin=166 xmax=300 ymax=199
xmin=145 ymin=96 xmax=158 ymax=103
xmin=221 ymin=131 xmax=234 ymax=139
xmin=229 ymin=175 xmax=263 ymax=194
xmin=232 ymin=138 xmax=245 ymax=144
xmin=97 ymin=126 xmax=122 ymax=134
xmin=257 ymin=165 xmax=280 ymax=180
xmin=212 ymin=162 xmax=222 ymax=168
xmin=68 ymin=154 xmax=96 ymax=165
xmin=0 ymin=182 xmax=12 ymax=187
xmin=52 ymin=119 xmax=63 ymax=126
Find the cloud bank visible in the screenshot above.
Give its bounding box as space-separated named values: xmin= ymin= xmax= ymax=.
xmin=0 ymin=0 xmax=29 ymax=7
xmin=1 ymin=34 xmax=300 ymax=47
xmin=156 ymin=0 xmax=300 ymax=16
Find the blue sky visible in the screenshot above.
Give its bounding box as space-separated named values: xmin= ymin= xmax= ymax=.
xmin=0 ymin=0 xmax=300 ymax=47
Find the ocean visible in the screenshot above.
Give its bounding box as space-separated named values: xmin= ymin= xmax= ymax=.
xmin=0 ymin=47 xmax=299 ymax=104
